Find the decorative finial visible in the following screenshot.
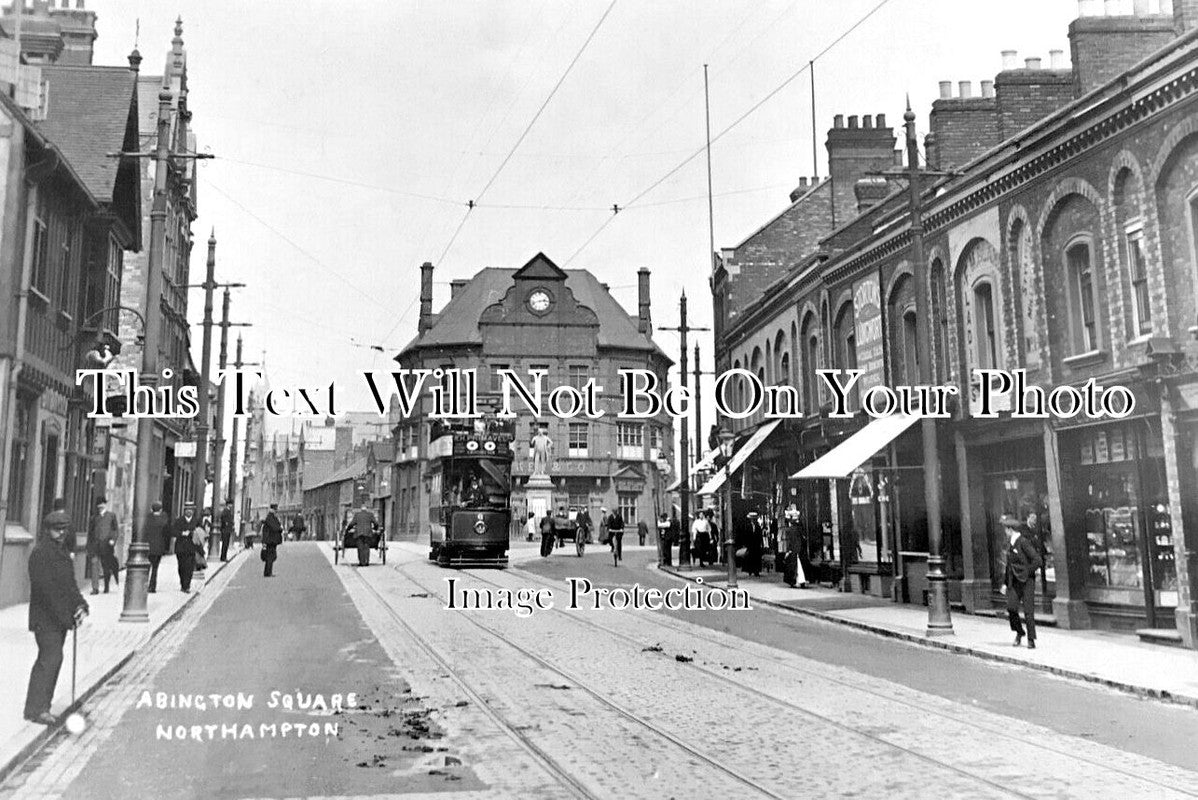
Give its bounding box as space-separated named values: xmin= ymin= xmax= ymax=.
xmin=209 ymin=227 xmax=216 ymax=245
xmin=127 ymin=48 xmax=142 ymax=71
xmin=904 ymin=94 xmax=915 ymax=124
xmin=174 ymin=16 xmax=183 ymax=41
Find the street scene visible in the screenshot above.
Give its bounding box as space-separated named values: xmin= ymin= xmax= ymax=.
xmin=1 ymin=0 xmax=1197 ymax=797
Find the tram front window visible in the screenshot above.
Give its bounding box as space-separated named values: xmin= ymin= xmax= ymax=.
xmin=447 ymin=459 xmax=509 ymax=509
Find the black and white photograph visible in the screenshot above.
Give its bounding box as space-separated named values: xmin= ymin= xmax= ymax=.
xmin=0 ymin=0 xmax=1197 ymax=797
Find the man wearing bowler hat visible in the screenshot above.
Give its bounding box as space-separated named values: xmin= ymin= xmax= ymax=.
xmin=260 ymin=503 xmax=283 ymax=577
xmin=172 ymin=501 xmax=200 ymax=593
xmin=1001 ymin=514 xmax=1042 ymax=649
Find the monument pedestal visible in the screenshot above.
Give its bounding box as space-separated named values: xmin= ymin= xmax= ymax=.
xmin=525 ymin=475 xmax=554 ymax=521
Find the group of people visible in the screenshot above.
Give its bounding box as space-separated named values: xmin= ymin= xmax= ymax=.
xmin=654 ymin=508 xmax=777 ymax=578
xmin=530 ymin=506 xmax=637 ymax=563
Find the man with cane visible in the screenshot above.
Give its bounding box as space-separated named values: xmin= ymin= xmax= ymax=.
xmin=24 ymin=499 xmax=88 ymax=725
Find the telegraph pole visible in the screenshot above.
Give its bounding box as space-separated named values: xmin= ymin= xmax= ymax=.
xmin=208 ymin=287 xmax=250 ymax=559
xmin=193 ymin=232 xmax=216 ymax=517
xmin=693 ymin=343 xmax=703 ymax=470
xmin=119 ymin=86 xmax=173 ymax=623
xmin=226 ymin=334 xmax=260 ymax=548
xmin=661 ymin=293 xmax=709 ymax=567
xmin=904 ymin=101 xmax=953 ymax=636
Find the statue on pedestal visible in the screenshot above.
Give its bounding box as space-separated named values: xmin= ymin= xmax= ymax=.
xmin=530 ymin=425 xmax=554 ymax=478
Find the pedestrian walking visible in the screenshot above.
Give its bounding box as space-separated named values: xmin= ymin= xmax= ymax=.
xmin=538 ymin=514 xmax=555 ymax=557
xmin=607 ymin=508 xmax=625 ymax=565
xmin=219 ymin=501 xmax=235 ymax=561
xmin=691 ymin=511 xmax=712 ymax=568
xmin=171 ymin=502 xmax=200 ymax=593
xmin=142 ymin=502 xmax=169 ymax=593
xmin=706 ymin=509 xmax=721 ymax=565
xmin=288 ymin=512 xmax=306 ymax=542
xmin=637 ymin=518 xmax=648 ymax=547
xmin=24 ymin=499 xmax=88 ymax=725
xmin=86 ymin=496 xmax=119 ymax=595
xmin=1001 ymin=514 xmax=1042 ymax=648
xmin=524 ymin=511 xmax=537 ymax=542
xmin=345 ymin=503 xmax=379 ymax=566
xmin=194 ymin=509 xmax=210 ymax=574
xmin=260 ymin=503 xmax=283 ymax=577
xmin=656 ymin=512 xmax=671 ymax=565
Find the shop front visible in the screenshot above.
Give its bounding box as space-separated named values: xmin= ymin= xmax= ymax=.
xmin=1059 ymin=419 xmax=1177 ymax=631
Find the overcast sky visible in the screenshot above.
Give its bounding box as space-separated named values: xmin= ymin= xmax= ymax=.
xmin=90 ymin=0 xmax=1081 ymax=430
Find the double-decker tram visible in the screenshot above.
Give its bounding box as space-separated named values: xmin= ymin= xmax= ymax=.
xmin=427 ymin=417 xmax=514 ymax=567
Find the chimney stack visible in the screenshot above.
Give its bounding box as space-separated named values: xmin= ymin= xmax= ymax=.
xmin=1001 ymin=49 xmax=1019 ymax=70
xmin=449 ymin=279 xmax=467 ymax=299
xmin=418 ymin=262 xmax=434 ymax=334
xmin=637 ymin=268 xmax=652 ymax=335
xmin=1069 ymin=3 xmax=1176 ymax=93
xmin=825 ymin=112 xmax=896 ymax=225
xmin=981 ymin=80 xmax=995 ymax=98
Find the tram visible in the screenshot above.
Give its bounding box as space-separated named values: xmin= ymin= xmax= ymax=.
xmin=427 ymin=417 xmax=514 ymax=567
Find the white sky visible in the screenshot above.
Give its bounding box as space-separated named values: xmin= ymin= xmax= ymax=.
xmin=90 ymin=0 xmax=1081 ymax=424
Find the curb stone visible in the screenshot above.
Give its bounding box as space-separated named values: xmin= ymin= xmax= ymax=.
xmin=655 ymin=563 xmax=1198 ymax=711
xmin=0 ymin=549 xmax=245 ymax=785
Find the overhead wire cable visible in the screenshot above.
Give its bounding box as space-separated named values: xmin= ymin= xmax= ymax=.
xmin=566 ymin=0 xmax=897 ymax=264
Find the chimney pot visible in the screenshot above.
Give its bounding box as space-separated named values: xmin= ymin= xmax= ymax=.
xmin=1001 ymin=49 xmax=1018 ymax=70
xmin=833 ymin=114 xmax=844 ymax=128
xmin=876 ymin=113 xmax=886 ymax=128
xmin=848 ymin=115 xmax=859 ymax=129
xmin=637 ymin=268 xmax=652 ymax=334
xmin=798 ymin=177 xmax=808 ymax=188
xmin=981 ymin=79 xmax=995 ymax=98
xmin=1025 ymin=57 xmax=1042 ymax=69
xmin=939 ymin=81 xmax=953 ymax=99
xmin=862 ymin=114 xmax=873 ymax=128
xmin=1161 ymin=0 xmax=1173 ymax=14
xmin=958 ymin=81 xmax=972 ymax=98
xmin=1049 ymin=49 xmax=1065 ymax=69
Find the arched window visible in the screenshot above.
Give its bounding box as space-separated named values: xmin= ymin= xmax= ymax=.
xmin=902 ymin=309 xmax=919 ymax=385
xmin=800 ymin=312 xmax=819 ymax=412
xmin=779 ymin=352 xmax=791 ymax=387
xmin=973 ymin=281 xmax=999 ymax=370
xmin=930 ymin=257 xmax=948 ymax=382
xmin=1066 ymin=238 xmax=1100 ymax=353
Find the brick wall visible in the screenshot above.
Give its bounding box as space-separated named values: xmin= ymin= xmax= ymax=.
xmin=1153 ymin=131 xmax=1198 ymax=350
xmin=927 ymin=98 xmax=1000 ymax=170
xmin=995 ymin=69 xmax=1075 ymax=139
xmin=1068 ymin=15 xmax=1176 ymax=96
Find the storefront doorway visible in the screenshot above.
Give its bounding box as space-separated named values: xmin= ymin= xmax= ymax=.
xmin=978 ymin=438 xmax=1055 ymax=608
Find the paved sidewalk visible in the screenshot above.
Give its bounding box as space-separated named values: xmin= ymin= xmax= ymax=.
xmin=0 ymin=547 xmax=243 ymax=782
xmin=659 ymin=564 xmax=1198 ymax=708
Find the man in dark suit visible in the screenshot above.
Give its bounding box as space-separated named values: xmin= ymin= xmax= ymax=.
xmin=143 ymin=502 xmax=170 ymax=593
xmin=171 ymin=502 xmax=200 ymax=593
xmin=219 ymin=501 xmax=235 ymax=561
xmin=86 ymin=496 xmax=119 ymax=595
xmin=260 ymin=504 xmax=283 ymax=577
xmin=24 ymin=499 xmax=89 ymax=724
xmin=1001 ymin=514 xmax=1043 ymax=649
xmin=606 ymin=509 xmax=625 ymax=564
xmin=345 ymin=503 xmax=379 ymax=566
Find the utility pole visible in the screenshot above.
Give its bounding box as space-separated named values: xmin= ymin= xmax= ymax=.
xmin=194 ymin=232 xmax=216 ymax=518
xmin=904 ymin=101 xmax=953 ymax=637
xmin=661 ymin=293 xmax=709 ymax=568
xmin=208 ymin=287 xmax=250 ymax=559
xmin=119 ymin=86 xmax=173 ymax=623
xmin=693 ymin=343 xmax=703 ymax=470
xmin=227 ymin=334 xmax=260 ymax=548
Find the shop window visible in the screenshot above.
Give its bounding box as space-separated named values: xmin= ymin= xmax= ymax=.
xmin=616 ymin=423 xmax=643 ymax=460
xmin=617 ymin=492 xmax=638 ymax=526
xmin=568 ymin=422 xmax=588 ymax=458
xmin=1066 ymin=240 xmax=1099 ymax=353
xmin=973 ymin=281 xmax=999 ymax=370
xmin=1125 ymin=226 xmax=1151 ymax=337
xmin=8 ymin=396 xmax=32 ymax=522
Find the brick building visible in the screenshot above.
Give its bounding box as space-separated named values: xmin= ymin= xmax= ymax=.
xmin=105 ymin=18 xmax=202 ymax=536
xmin=712 ymin=1 xmax=1198 ymax=646
xmin=390 ymin=253 xmax=673 ymax=542
xmin=0 ymin=1 xmax=142 ymax=606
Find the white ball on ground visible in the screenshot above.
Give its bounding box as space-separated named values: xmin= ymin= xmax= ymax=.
xmin=65 ymin=713 xmax=87 ymax=735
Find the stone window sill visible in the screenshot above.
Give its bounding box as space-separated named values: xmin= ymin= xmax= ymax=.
xmin=1063 ymin=350 xmax=1108 ymax=370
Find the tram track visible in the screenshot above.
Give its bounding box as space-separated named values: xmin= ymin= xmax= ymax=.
xmin=451 ymin=560 xmax=1198 ymax=799
xmin=357 ymin=556 xmax=792 ymax=799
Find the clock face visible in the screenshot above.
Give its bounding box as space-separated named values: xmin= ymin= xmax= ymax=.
xmin=528 ymin=290 xmax=551 ymax=313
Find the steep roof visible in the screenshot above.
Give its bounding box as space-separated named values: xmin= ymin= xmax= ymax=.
xmin=399 ymin=266 xmax=669 ymax=360
xmin=37 ymin=65 xmax=139 ymax=204
xmin=308 ymin=456 xmax=368 ymax=492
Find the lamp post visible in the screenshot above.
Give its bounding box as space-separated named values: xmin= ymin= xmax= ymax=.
xmin=719 ymin=426 xmax=736 ymax=589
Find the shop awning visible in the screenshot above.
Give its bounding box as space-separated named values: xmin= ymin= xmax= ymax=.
xmin=664 ymin=447 xmax=720 ymax=492
xmin=791 ymin=413 xmax=920 ymax=480
xmin=697 ymin=419 xmax=782 ymax=496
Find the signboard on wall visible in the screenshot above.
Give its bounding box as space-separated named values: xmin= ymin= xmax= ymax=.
xmin=853 ymin=274 xmax=885 ymax=392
